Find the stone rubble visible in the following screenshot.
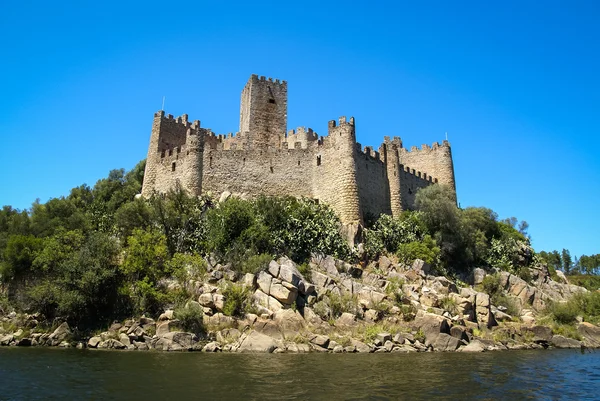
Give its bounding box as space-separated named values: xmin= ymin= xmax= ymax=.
xmin=1 ymin=255 xmax=598 ymax=353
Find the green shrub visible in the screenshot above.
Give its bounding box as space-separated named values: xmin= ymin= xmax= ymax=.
xmin=174 ymin=303 xmax=204 ymax=334
xmin=167 ymin=253 xmax=207 ymax=282
xmin=221 ymin=283 xmax=252 ymax=317
xmin=297 ymin=262 xmax=312 ymax=282
xmin=396 ymin=235 xmax=440 ymax=266
xmin=491 ymin=293 xmax=521 ymax=317
xmin=242 ymin=253 xmax=272 ymax=275
xmin=547 ymin=301 xmax=579 ymax=325
xmin=364 ymin=212 xmax=427 ymax=258
xmin=328 ymin=293 xmax=359 ymax=319
xmin=439 ymin=296 xmax=458 ymax=315
xmin=481 ymin=273 xmax=502 ymax=297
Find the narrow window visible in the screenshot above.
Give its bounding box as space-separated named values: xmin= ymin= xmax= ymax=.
xmin=317 ymin=155 xmax=321 ymax=166
xmin=298 ymin=160 xmax=300 ymax=166
xmin=171 ymin=162 xmax=176 ymax=171
xmin=209 ymin=156 xmax=213 ymax=168
xmin=270 ymin=166 xmax=274 ymax=173
xmin=268 ymin=99 xmax=275 ymax=104
xmin=243 ymin=157 xmax=246 ymax=166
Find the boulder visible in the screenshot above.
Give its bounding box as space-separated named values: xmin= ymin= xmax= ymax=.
xmin=237 ymin=331 xmax=278 ymax=353
xmin=87 ymin=336 xmax=102 ymax=348
xmin=162 ymin=332 xmax=198 ymax=350
xmin=528 ymin=325 xmax=553 ymax=343
xmin=204 ymin=313 xmax=235 ymax=328
xmin=48 ymin=322 xmax=71 ymax=346
xmin=202 ymin=341 xmax=221 ymax=352
xmin=269 ymin=282 xmax=297 ymax=304
xmin=459 ymin=339 xmax=486 ymax=352
xmin=98 ymin=339 xmax=126 ymax=349
xmin=158 ymin=310 xmax=174 ymax=321
xmin=267 ymin=260 xmax=280 ymax=278
xmin=310 ymin=334 xmax=330 ymax=348
xmin=257 ymin=271 xmax=273 ymax=295
xmin=376 ymin=332 xmax=392 ymax=344
xmin=278 ymin=259 xmax=304 ymax=287
xmin=412 ymin=259 xmax=430 ymax=276
xmin=351 ymin=339 xmax=372 ymax=353
xmin=311 ymin=271 xmax=330 ymax=288
xmin=412 ymin=313 xmax=451 ymax=346
xmin=118 ymin=333 xmax=131 ymax=347
xmin=336 ymin=312 xmax=357 ymax=327
xmin=252 ymin=289 xmax=284 ymax=312
xmin=578 ymin=322 xmax=600 ymax=347
xmin=378 ymin=255 xmax=393 ymax=272
xmin=551 ymin=335 xmax=581 ymax=349
xmin=450 ymin=326 xmax=470 ymax=343
xmin=213 ymin=294 xmax=226 ymax=312
xmin=272 ymin=309 xmax=305 ymax=338
xmin=0 ymin=334 xmax=14 ymax=346
xmin=433 ymin=333 xmax=461 ymax=352
xmin=472 ymin=268 xmax=487 ymax=285
xmin=156 ymin=320 xmax=182 ymax=337
xmin=243 ymin=273 xmax=256 ymax=288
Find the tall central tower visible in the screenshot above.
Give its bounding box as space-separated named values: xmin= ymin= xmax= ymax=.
xmin=239 ymin=74 xmax=287 ymax=148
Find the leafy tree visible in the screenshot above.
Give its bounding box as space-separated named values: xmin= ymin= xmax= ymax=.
xmin=1 ymin=235 xmax=44 ymax=280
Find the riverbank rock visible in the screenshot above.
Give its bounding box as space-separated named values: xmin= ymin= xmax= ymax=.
xmin=47 ymin=322 xmax=71 ymax=346
xmin=578 ymin=322 xmax=600 ymax=347
xmin=237 ymin=331 xmax=278 ymax=353
xmin=551 ymin=335 xmax=581 ymax=349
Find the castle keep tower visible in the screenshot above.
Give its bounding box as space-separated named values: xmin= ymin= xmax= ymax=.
xmin=141 ymin=74 xmax=457 ymax=225
xmin=239 ymin=75 xmax=287 ymax=148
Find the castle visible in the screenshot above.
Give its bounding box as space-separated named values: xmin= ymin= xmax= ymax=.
xmin=141 ymin=74 xmax=456 ymax=225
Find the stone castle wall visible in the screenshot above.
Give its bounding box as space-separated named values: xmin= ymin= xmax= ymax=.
xmin=141 ymin=75 xmax=457 ymax=224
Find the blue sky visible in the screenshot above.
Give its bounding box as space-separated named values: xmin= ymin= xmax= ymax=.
xmin=1 ymin=1 xmax=599 ymax=257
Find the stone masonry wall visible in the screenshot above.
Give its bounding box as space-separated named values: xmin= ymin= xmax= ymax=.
xmin=355 ymin=145 xmax=391 ymax=220
xmin=142 ymin=75 xmax=457 ymax=225
xmin=399 ymin=141 xmax=456 ymax=193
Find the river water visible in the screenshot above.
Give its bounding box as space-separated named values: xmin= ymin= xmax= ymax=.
xmin=0 ymin=348 xmax=598 ymax=400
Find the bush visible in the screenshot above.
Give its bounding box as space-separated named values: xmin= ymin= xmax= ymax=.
xmin=547 ymin=301 xmax=579 ymax=325
xmin=167 ymin=253 xmax=207 ymax=282
xmin=364 ymin=212 xmax=427 ymax=258
xmin=221 ymin=283 xmax=252 ymax=317
xmin=241 ymin=253 xmax=272 ymax=275
xmin=174 ymin=303 xmax=204 ymax=334
xmin=396 ymin=235 xmax=440 ymax=267
xmin=481 ymin=273 xmax=502 ymax=297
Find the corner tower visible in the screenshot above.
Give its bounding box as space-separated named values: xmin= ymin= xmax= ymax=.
xmin=239 ymin=74 xmax=287 ymax=148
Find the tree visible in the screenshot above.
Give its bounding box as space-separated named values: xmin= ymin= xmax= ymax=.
xmin=562 ymin=248 xmax=573 ymax=274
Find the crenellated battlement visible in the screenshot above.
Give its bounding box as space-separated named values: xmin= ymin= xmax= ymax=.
xmin=143 ymin=75 xmax=456 ymax=224
xmin=399 ymin=140 xmax=451 ymax=153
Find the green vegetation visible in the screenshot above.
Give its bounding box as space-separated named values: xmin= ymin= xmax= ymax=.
xmin=221 ymin=282 xmax=253 ymax=317
xmin=545 ymin=291 xmax=600 ymax=326
xmin=0 ymin=160 xmax=348 ymax=329
xmin=365 ymin=184 xmax=534 ymax=275
xmin=174 ymin=303 xmax=204 ymax=335
xmin=1 ymin=158 xmax=598 ymax=336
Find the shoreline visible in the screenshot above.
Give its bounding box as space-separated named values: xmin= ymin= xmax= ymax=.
xmin=2 ymin=255 xmax=599 ymax=354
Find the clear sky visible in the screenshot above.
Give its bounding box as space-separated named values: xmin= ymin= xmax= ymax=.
xmin=1 ymin=1 xmax=598 ymax=257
